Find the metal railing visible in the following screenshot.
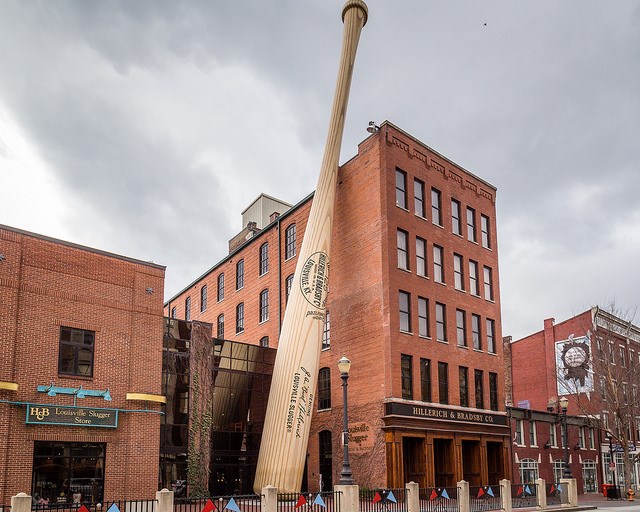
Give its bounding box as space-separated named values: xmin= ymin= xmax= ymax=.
xmin=1 ymin=505 xmax=11 ymax=512
xmin=418 ymin=487 xmax=458 ymax=512
xmin=359 ymin=489 xmax=406 ymax=512
xmin=175 ymin=496 xmax=261 ymax=512
xmin=545 ymin=484 xmax=562 ymax=506
xmin=276 ymin=492 xmax=340 ymax=512
xmin=31 ymin=501 xmax=157 ymax=512
xmin=511 ymin=483 xmax=537 ymax=509
xmin=469 ymin=486 xmax=500 ymax=512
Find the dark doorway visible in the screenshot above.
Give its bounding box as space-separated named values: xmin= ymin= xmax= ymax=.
xmin=462 ymin=440 xmax=481 ymax=486
xmin=402 ymin=437 xmax=426 ymax=487
xmin=486 ymin=442 xmax=504 ymax=484
xmin=319 ymin=430 xmax=333 ymax=491
xmin=433 ymin=438 xmax=454 ymax=487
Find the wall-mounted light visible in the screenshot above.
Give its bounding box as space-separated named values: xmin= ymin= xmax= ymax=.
xmin=366 ymin=121 xmax=380 ymax=134
xmin=0 ymin=254 xmax=5 ymax=262
xmin=146 ymin=287 xmax=154 ymax=294
xmin=37 ymin=384 xmax=112 ymax=401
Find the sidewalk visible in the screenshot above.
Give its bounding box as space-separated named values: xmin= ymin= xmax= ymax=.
xmin=578 ymin=492 xmax=639 ymax=508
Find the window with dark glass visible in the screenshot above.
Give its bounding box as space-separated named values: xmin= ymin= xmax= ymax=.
xmin=217 ymin=273 xmax=224 ymax=301
xmin=217 ymin=314 xmax=224 ymax=339
xmin=469 ymin=260 xmax=479 ymax=295
xmin=236 ymin=259 xmax=244 ymax=290
xmin=487 ymin=318 xmax=496 ymax=353
xmin=436 ymin=302 xmax=447 ymax=342
xmin=451 ymin=199 xmax=462 ymax=235
xmin=396 ymin=169 xmax=407 ymax=209
xmin=418 ymin=297 xmax=429 ymax=337
xmin=489 ymin=372 xmax=498 ymax=411
xmin=401 ymin=354 xmax=413 ymax=400
xmin=483 ymin=266 xmax=493 ymax=300
xmin=285 ymin=274 xmax=294 ymax=303
xmin=58 ymin=327 xmax=95 ymax=377
xmin=318 ymin=367 xmax=331 ymax=409
xmin=456 ymin=309 xmax=467 ymax=347
xmin=472 ymin=314 xmax=481 ymax=350
xmin=416 ymin=237 xmax=427 ymax=277
xmin=454 ymin=253 xmax=464 ymax=290
xmin=260 ymin=336 xmax=269 ymax=348
xmin=433 ymin=245 xmax=444 ymax=283
xmin=399 ymin=291 xmax=411 ymax=332
xmin=438 ymin=362 xmax=449 ymax=404
xmin=318 ymin=431 xmax=333 ymax=491
xmin=259 ymin=289 xmax=269 ymax=322
xmin=414 ymin=178 xmax=425 ymax=217
xmin=285 ymin=224 xmax=297 ymax=259
xmin=322 ymin=311 xmax=331 ymax=350
xmin=200 ymin=285 xmax=207 ymax=312
xmin=459 ymin=366 xmax=469 ymax=407
xmin=170 ymin=307 xmax=177 ymax=319
xmin=397 ymin=229 xmax=409 ymax=270
xmin=475 ymin=369 xmax=484 ymax=409
xmin=467 ymin=207 xmax=476 ymax=242
xmin=481 ymin=214 xmax=491 ymax=248
xmin=185 ymin=297 xmax=191 ymax=321
xmin=236 ymin=303 xmax=244 ymax=333
xmin=431 ymin=188 xmax=442 ymax=226
xmin=259 ymin=243 xmax=269 ymax=276
xmin=420 ymin=358 xmax=432 ymax=402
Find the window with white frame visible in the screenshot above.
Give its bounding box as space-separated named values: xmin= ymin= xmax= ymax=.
xmin=483 ymin=266 xmax=493 ymax=301
xmin=451 ymin=199 xmax=462 ymax=236
xmin=397 ymin=229 xmax=409 ymax=270
xmin=433 ymin=245 xmax=444 ymax=283
xmin=454 ymin=253 xmax=464 ymax=291
xmin=436 ymin=303 xmax=447 ymax=342
xmin=259 ymin=289 xmax=269 ymax=322
xmin=553 ymin=459 xmax=564 ymax=484
xmin=414 ymin=178 xmax=425 ymax=217
xmin=416 ymin=237 xmax=427 ymax=277
xmin=399 ymin=290 xmax=411 ymax=333
xmin=396 ymin=169 xmax=407 ymax=209
xmin=529 ymin=420 xmax=537 ymax=446
xmin=515 ymin=419 xmax=524 ymax=445
xmin=285 ymin=224 xmax=297 ymax=259
xmin=322 ymin=311 xmax=331 ymax=350
xmin=469 ymin=260 xmax=479 ymax=295
xmin=520 ymin=458 xmax=538 ymax=485
xmin=589 ymin=427 xmax=595 ymax=449
xmin=466 ymin=207 xmax=476 ymax=242
xmin=431 ymin=188 xmax=442 ymax=226
xmin=578 ymin=426 xmax=586 ymax=448
xmin=481 ymin=214 xmax=491 ymax=249
xmin=259 ymin=243 xmax=269 ymax=276
xmin=550 ymin=423 xmax=557 ymax=447
xmin=418 ymin=297 xmax=429 ymax=338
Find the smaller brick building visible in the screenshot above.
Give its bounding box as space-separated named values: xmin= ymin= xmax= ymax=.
xmin=0 ymin=225 xmax=166 ymax=505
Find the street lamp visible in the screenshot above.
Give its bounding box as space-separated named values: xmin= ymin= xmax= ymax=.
xmin=559 ymin=396 xmax=572 ymax=478
xmin=338 ymin=355 xmax=354 ymax=485
xmin=606 ymin=432 xmax=617 ymax=488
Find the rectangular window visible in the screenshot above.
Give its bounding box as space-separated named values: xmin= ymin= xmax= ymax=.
xmin=420 ymin=358 xmax=432 ymax=402
xmin=550 ymin=424 xmax=557 ymax=447
xmin=431 ymin=188 xmax=442 ymax=226
xmin=620 ymin=347 xmax=626 ymax=367
xmin=399 ymin=291 xmax=411 ymax=333
xmin=474 ymin=369 xmax=484 ymax=409
xmin=456 ymin=309 xmax=467 ymax=347
xmin=579 ymin=426 xmax=586 ymax=448
xmin=322 ymin=311 xmax=331 ymax=350
xmin=185 ymin=297 xmax=191 ymax=321
xmin=217 ymin=314 xmax=224 ymax=339
xmin=438 ymin=362 xmax=449 ymax=404
xmin=436 ymin=302 xmax=447 ymax=342
xmin=481 ymin=214 xmax=491 ymax=248
xmin=318 ymin=368 xmax=331 ymax=410
xmin=489 ymin=372 xmax=498 ymax=411
xmin=416 ymin=237 xmax=427 ymax=277
xmin=200 ymin=285 xmax=207 ymax=312
xmin=451 ymin=199 xmax=462 ymax=235
xmin=472 ymin=314 xmax=481 ymax=350
xmin=467 ymin=207 xmax=476 ymax=242
xmin=285 ymin=224 xmax=297 ymax=259
xmin=589 ymin=427 xmax=595 ymax=449
xmin=418 ymin=297 xmax=430 ymax=337
xmin=454 ymin=253 xmax=464 ymax=290
xmin=487 ymin=318 xmax=496 ymax=353
xmin=259 ymin=243 xmax=269 ymax=276
xmin=529 ymin=421 xmax=537 ymax=446
xmin=433 ymin=245 xmax=444 ymax=283
xmin=236 ymin=259 xmax=244 ymax=290
xmin=515 ymin=419 xmax=524 ymax=446
xmin=58 ymin=327 xmax=95 ymax=377
xmin=469 ymin=260 xmax=479 ymax=296
xmin=236 ymin=303 xmax=244 ymax=333
xmin=397 ymin=229 xmax=409 ymax=270
xmin=401 ymin=354 xmax=413 ymax=400
xmin=217 ymin=273 xmax=224 ymax=301
xmin=396 ymin=169 xmax=407 ymax=209
xmin=483 ymin=266 xmax=493 ymax=301
xmin=414 ymin=178 xmax=425 ymax=217
xmin=459 ymin=366 xmax=469 ymax=407
xmin=259 ymin=289 xmax=269 ymax=322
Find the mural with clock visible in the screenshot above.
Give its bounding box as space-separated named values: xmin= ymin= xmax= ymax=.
xmin=555 ymin=333 xmax=594 ymax=396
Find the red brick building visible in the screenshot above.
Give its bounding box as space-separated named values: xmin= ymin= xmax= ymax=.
xmin=165 ymin=121 xmax=509 ymax=491
xmin=0 ymin=225 xmax=166 ymax=504
xmin=508 ymin=308 xmax=640 ymax=492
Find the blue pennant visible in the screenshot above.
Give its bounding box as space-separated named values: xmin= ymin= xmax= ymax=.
xmin=524 ymin=485 xmax=531 ymax=495
xmin=487 ymin=487 xmax=494 ymax=497
xmin=313 ymin=495 xmax=326 ymax=508
xmin=386 ymin=491 xmax=397 ymax=504
xmin=441 ymin=489 xmax=450 ymax=500
xmin=225 ymin=498 xmax=241 ymax=512
xmin=107 ymin=504 xmax=120 ymax=512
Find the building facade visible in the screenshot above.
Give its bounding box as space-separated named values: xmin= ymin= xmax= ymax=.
xmin=0 ymin=225 xmax=166 ymax=504
xmin=509 ymin=307 xmax=640 ymax=492
xmin=165 ymin=121 xmax=508 ymax=491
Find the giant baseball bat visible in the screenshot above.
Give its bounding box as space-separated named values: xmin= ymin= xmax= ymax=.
xmin=253 ymin=0 xmax=368 ymax=494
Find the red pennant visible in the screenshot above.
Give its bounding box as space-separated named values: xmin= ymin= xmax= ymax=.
xmin=550 ymin=485 xmax=555 ymax=493
xmin=430 ymin=490 xmax=438 ymax=501
xmin=517 ymin=486 xmax=523 ymax=496
xmin=373 ymin=492 xmax=382 ymax=504
xmin=295 ymin=495 xmax=307 ymax=508
xmin=477 ymin=488 xmax=484 ymax=498
xmin=202 ymin=500 xmax=217 ymax=512
xmin=78 ymin=506 xmax=90 ymax=512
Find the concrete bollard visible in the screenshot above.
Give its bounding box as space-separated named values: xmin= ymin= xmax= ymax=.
xmin=458 ymin=480 xmax=470 ymax=512
xmin=156 ymin=488 xmax=174 ymax=512
xmin=405 ymin=482 xmax=419 ymax=512
xmin=535 ymin=479 xmax=547 ymax=509
xmin=559 ymin=478 xmax=577 ymax=507
xmin=500 ymin=479 xmax=512 ymax=512
xmin=11 ymin=493 xmax=32 ymax=512
xmin=261 ymin=486 xmax=277 ymax=512
xmin=334 ymin=485 xmax=359 ymax=512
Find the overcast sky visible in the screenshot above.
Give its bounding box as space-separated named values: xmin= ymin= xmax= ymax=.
xmin=1 ymin=1 xmax=639 ymax=340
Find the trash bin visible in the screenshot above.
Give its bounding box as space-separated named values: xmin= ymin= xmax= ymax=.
xmin=603 ymin=484 xmax=616 ymax=499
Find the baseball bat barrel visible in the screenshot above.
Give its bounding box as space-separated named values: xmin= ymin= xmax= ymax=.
xmin=253 ymin=0 xmax=368 ymax=494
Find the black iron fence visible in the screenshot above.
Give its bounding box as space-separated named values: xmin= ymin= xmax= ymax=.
xmin=1 ymin=505 xmax=11 ymax=512
xmin=511 ymin=483 xmax=537 ymax=509
xmin=418 ymin=487 xmax=458 ymax=512
xmin=469 ymin=486 xmax=500 ymax=512
xmin=545 ymin=483 xmax=562 ymax=506
xmin=359 ymin=489 xmax=406 ymax=512
xmin=175 ymin=496 xmax=261 ymax=512
xmin=31 ymin=501 xmax=157 ymax=512
xmin=276 ymin=492 xmax=340 ymax=512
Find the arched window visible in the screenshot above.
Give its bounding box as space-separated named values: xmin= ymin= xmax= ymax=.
xmin=285 ymin=274 xmax=294 ymax=303
xmin=217 ymin=273 xmax=224 ymax=301
xmin=318 ymin=367 xmax=331 ymax=410
xmin=236 ymin=303 xmax=244 ymax=333
xmin=285 ymin=224 xmax=296 ymax=259
xmin=259 ymin=243 xmax=269 ymax=276
xmin=185 ymin=297 xmax=191 ymax=321
xmin=582 ymin=459 xmax=597 ymax=493
xmin=552 ymin=459 xmax=564 ymax=484
xmin=200 ymin=285 xmax=207 ymax=312
xmin=236 ymin=260 xmax=244 ymax=290
xmin=217 ymin=314 xmax=224 ymax=339
xmin=259 ymin=289 xmax=269 ymax=322
xmin=519 ymin=458 xmax=538 ymax=485
xmin=260 ymin=336 xmax=269 ymax=348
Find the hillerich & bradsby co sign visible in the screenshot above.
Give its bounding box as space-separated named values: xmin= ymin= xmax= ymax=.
xmin=385 ymin=402 xmax=508 ymax=426
xmin=26 ymin=404 xmax=118 ymax=428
